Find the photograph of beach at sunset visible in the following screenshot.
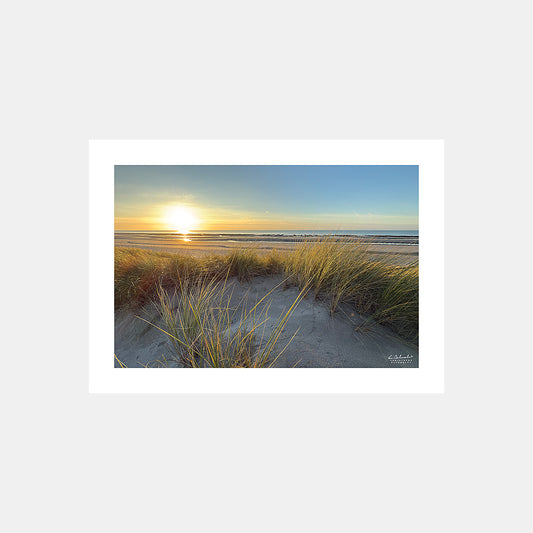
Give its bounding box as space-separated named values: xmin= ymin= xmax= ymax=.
xmin=114 ymin=165 xmax=418 ymax=368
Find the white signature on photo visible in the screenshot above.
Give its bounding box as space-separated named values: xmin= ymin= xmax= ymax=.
xmin=388 ymin=354 xmax=414 ymax=363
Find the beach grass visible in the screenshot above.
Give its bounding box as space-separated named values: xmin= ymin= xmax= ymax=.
xmin=135 ymin=277 xmax=307 ymax=368
xmin=282 ymin=237 xmax=418 ymax=341
xmin=115 ymin=236 xmax=418 ymax=343
xmin=114 ymin=246 xmax=284 ymax=309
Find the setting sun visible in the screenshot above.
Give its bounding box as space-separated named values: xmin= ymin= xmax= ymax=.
xmin=166 ymin=206 xmax=199 ymax=234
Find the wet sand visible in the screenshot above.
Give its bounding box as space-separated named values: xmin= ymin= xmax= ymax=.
xmin=115 ymin=232 xmax=419 ymax=262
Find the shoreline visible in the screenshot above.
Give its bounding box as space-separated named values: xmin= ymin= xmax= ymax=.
xmin=115 ymin=233 xmax=419 ymax=261
xmin=115 ymin=231 xmax=418 ymax=244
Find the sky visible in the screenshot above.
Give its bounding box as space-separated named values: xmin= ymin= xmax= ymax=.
xmin=115 ymin=165 xmax=419 ymax=231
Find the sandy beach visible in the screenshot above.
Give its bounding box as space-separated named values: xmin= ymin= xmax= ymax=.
xmin=115 ymin=232 xmax=419 ymax=263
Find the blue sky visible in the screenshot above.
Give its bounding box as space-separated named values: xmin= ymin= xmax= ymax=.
xmin=115 ymin=165 xmax=418 ymax=230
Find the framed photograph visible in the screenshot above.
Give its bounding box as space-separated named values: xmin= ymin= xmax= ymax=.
xmin=89 ymin=140 xmax=444 ymax=393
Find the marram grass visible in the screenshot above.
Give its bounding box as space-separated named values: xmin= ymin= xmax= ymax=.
xmin=281 ymin=237 xmax=418 ymax=341
xmin=114 ymin=246 xmax=284 ymax=309
xmin=136 ymin=277 xmax=308 ymax=368
xmin=115 ymin=237 xmax=418 ymax=346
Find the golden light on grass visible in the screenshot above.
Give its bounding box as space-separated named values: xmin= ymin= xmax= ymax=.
xmin=115 ymin=237 xmax=419 ymax=345
xmin=165 ymin=205 xmax=200 ymax=234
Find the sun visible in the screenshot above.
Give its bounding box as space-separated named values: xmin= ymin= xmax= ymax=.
xmin=166 ymin=206 xmax=199 ymax=234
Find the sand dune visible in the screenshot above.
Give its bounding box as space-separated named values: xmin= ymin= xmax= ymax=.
xmin=115 ymin=276 xmax=418 ymax=369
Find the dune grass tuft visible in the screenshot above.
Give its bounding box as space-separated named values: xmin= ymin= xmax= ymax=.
xmin=135 ymin=277 xmax=307 ymax=368
xmin=115 ymin=246 xmax=285 ymax=308
xmin=282 ymin=237 xmax=418 ymax=341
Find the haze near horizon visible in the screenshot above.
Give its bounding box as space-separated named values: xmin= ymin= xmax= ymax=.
xmin=115 ymin=165 xmax=418 ymax=232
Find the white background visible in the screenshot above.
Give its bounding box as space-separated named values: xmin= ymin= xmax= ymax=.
xmin=90 ymin=140 xmax=443 ymax=393
xmin=2 ymin=1 xmax=531 ymax=533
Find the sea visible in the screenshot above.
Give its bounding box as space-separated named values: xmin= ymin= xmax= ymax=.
xmin=115 ymin=229 xmax=418 ymax=248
